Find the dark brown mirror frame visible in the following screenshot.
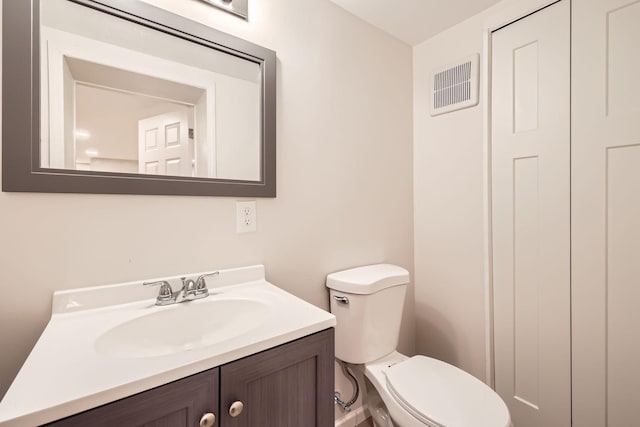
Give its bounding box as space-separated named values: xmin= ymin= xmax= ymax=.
xmin=2 ymin=0 xmax=276 ymax=197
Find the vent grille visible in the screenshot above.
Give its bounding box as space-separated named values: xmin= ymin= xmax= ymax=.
xmin=430 ymin=54 xmax=479 ymax=116
xmin=434 ymin=62 xmax=472 ymax=108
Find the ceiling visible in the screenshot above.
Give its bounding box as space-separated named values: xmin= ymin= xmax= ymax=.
xmin=328 ymin=0 xmax=503 ymax=46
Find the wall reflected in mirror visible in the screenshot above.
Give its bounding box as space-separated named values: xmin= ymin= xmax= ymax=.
xmin=40 ymin=0 xmax=262 ymax=182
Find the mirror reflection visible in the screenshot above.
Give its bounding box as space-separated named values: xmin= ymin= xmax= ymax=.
xmin=40 ymin=0 xmax=262 ymax=181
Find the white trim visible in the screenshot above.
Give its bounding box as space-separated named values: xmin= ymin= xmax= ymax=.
xmin=335 ymin=405 xmax=370 ymax=427
xmin=481 ymin=26 xmax=495 ymax=389
xmin=480 ymin=0 xmax=562 ymax=389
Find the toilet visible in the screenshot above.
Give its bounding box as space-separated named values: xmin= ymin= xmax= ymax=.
xmin=327 ymin=264 xmax=511 ymax=427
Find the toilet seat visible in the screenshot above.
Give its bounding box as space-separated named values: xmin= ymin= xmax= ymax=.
xmin=385 ymin=356 xmax=510 ymax=427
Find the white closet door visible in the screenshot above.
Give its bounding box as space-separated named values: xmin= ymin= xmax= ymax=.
xmin=572 ymin=0 xmax=640 ymax=426
xmin=491 ymin=2 xmax=571 ymax=426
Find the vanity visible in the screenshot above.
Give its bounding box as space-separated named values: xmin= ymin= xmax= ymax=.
xmin=0 ymin=266 xmax=336 ymax=426
xmin=0 ymin=0 xmax=335 ymax=423
xmin=0 ymin=0 xmax=328 ymax=422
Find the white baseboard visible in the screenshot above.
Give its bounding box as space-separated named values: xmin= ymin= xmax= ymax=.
xmin=335 ymin=404 xmax=370 ymax=427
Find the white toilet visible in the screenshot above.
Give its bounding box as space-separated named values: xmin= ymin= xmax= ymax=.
xmin=327 ymin=264 xmax=511 ymax=427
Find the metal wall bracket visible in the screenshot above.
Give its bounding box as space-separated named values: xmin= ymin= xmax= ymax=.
xmin=198 ymin=0 xmax=248 ymax=20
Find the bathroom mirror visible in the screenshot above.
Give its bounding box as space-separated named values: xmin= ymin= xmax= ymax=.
xmin=2 ymin=0 xmax=276 ymax=197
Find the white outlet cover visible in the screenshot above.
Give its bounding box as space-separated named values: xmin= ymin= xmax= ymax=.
xmin=236 ymin=201 xmax=257 ymax=233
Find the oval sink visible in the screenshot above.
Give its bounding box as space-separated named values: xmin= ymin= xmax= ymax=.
xmin=95 ymin=298 xmax=270 ymax=358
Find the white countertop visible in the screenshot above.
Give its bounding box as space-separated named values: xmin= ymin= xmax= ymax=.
xmin=0 ymin=265 xmax=336 ymax=426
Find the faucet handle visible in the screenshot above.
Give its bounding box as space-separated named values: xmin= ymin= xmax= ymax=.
xmin=143 ymin=280 xmax=173 ymax=302
xmin=195 ymin=271 xmax=219 ymax=292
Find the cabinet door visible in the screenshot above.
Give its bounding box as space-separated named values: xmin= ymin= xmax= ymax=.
xmin=46 ymin=369 xmax=218 ymax=427
xmin=220 ymin=328 xmax=334 ymax=427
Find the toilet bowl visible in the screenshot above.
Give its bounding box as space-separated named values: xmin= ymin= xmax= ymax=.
xmin=327 ymin=264 xmax=511 ymax=427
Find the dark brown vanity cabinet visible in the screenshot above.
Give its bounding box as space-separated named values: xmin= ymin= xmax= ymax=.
xmin=46 ymin=369 xmax=219 ymax=427
xmin=46 ymin=329 xmax=334 ymax=427
xmin=220 ymin=328 xmax=334 ymax=427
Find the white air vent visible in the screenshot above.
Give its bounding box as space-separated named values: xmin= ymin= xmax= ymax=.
xmin=429 ymin=54 xmax=479 ymax=116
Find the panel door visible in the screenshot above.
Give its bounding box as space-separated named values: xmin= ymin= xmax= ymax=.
xmin=220 ymin=329 xmax=334 ymax=427
xmin=46 ymin=369 xmax=218 ymax=427
xmin=491 ymin=2 xmax=571 ymax=426
xmin=572 ymin=0 xmax=640 ymax=426
xmin=138 ymin=111 xmax=191 ymax=177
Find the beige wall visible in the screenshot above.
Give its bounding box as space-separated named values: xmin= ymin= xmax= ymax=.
xmin=0 ymin=0 xmax=414 ymax=398
xmin=413 ymin=0 xmax=559 ymax=383
xmin=414 ymin=20 xmax=487 ymax=381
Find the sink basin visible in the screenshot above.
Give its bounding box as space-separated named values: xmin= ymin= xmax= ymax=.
xmin=95 ymin=297 xmax=270 ymax=358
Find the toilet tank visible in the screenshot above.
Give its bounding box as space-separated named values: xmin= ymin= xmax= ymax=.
xmin=326 ymin=264 xmax=409 ymax=364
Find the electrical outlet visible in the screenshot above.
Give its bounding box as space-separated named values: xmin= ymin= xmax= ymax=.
xmin=236 ymin=201 xmax=257 ymax=233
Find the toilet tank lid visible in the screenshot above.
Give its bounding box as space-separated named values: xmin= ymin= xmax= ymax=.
xmin=325 ymin=264 xmax=409 ymax=294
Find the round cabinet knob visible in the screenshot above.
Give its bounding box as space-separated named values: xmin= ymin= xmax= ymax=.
xmin=200 ymin=412 xmax=216 ymax=427
xmin=229 ymin=400 xmax=244 ymax=417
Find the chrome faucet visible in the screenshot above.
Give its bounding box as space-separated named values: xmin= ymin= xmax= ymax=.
xmin=144 ymin=272 xmax=219 ymax=306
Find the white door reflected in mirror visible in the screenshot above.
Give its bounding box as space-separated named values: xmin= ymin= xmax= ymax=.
xmin=138 ymin=111 xmax=191 ymax=177
xmin=74 ymin=82 xmax=199 ymax=177
xmin=40 ymin=0 xmax=262 ymax=181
